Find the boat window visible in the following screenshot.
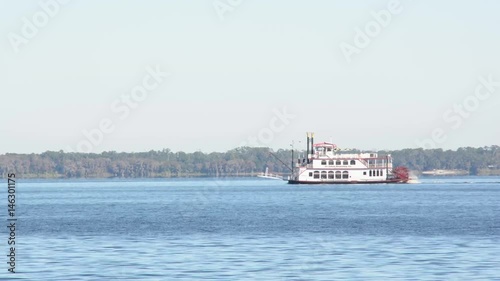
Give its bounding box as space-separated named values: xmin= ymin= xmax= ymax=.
xmin=335 ymin=171 xmax=341 ymax=179
xmin=363 ymin=171 xmax=367 ymax=175
xmin=376 ymin=170 xmax=379 ymax=176
xmin=309 ymin=172 xmax=312 ymax=177
xmin=321 ymin=160 xmax=326 ymax=165
xmin=336 ymin=160 xmax=341 ymax=165
xmin=380 ymin=170 xmax=383 ymax=177
xmin=328 ymin=160 xmax=334 ymax=165
xmin=327 ymin=148 xmax=332 ymax=152
xmin=313 ymin=171 xmax=319 ymax=179
xmin=321 ymin=171 xmax=327 ymax=179
xmin=369 ymin=170 xmax=372 ymax=176
xmin=343 ymin=160 xmax=348 ymax=165
xmin=328 ymin=171 xmax=334 ymax=179
xmin=342 ymin=171 xmax=349 ymax=179
xmin=350 ymin=160 xmax=355 ymax=165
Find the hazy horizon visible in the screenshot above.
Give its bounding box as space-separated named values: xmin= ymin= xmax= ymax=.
xmin=2 ymin=1 xmax=500 ymax=154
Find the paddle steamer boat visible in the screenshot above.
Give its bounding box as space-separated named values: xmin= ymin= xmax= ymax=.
xmin=288 ymin=133 xmax=409 ymax=184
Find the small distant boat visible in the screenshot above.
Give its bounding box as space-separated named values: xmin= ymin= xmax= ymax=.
xmin=257 ymin=167 xmax=283 ymax=180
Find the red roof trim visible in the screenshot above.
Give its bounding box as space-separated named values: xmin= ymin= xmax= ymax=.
xmin=313 ymin=142 xmax=337 ymax=147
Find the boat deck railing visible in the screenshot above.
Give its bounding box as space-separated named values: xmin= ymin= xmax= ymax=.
xmin=298 ymin=162 xmax=390 ymax=169
xmin=367 ymin=164 xmax=389 ymax=168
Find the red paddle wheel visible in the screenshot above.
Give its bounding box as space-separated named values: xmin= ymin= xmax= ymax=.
xmin=393 ymin=166 xmax=410 ymax=182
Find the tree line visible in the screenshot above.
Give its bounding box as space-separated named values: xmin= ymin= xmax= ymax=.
xmin=0 ymin=146 xmax=499 ymax=178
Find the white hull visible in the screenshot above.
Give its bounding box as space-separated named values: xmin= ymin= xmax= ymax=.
xmin=257 ymin=175 xmax=283 ymax=180
xmin=257 ymin=167 xmax=283 ymax=180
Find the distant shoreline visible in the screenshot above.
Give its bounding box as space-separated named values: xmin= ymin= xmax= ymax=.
xmin=0 ymin=173 xmax=260 ymax=180
xmin=1 ymin=146 xmax=499 ymax=178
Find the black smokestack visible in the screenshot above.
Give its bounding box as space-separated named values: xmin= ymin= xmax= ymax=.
xmin=311 ymin=133 xmax=314 ymax=155
xmin=306 ymin=132 xmax=310 ymax=164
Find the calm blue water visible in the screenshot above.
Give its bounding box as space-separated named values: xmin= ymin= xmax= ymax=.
xmin=2 ymin=177 xmax=500 ymax=280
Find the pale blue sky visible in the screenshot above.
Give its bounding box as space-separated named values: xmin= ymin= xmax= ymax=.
xmin=1 ymin=1 xmax=499 ymax=153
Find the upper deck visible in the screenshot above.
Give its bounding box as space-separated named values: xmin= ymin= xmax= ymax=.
xmin=296 ymin=142 xmax=392 ymax=169
xmin=311 ymin=142 xmax=386 ymax=159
